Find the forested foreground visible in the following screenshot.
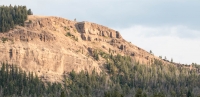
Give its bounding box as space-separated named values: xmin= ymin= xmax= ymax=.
xmin=0 ymin=63 xmax=63 ymax=97
xmin=1 ymin=54 xmax=200 ymax=97
xmin=0 ymin=5 xmax=33 ymax=32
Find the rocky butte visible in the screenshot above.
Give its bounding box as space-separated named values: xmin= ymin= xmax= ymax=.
xmin=0 ymin=15 xmax=186 ymax=82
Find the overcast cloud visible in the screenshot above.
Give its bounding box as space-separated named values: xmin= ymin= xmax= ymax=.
xmin=116 ymin=25 xmax=200 ymax=64
xmin=1 ymin=0 xmax=200 ymax=64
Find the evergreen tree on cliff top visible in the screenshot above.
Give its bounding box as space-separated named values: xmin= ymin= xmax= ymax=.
xmin=0 ymin=5 xmax=33 ymax=32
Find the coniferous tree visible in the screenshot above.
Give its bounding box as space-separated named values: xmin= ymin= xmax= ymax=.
xmin=27 ymin=9 xmax=33 ymax=15
xmin=0 ymin=5 xmax=33 ymax=32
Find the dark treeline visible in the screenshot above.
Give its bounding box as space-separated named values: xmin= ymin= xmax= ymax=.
xmin=1 ymin=52 xmax=200 ymax=97
xmin=0 ymin=63 xmax=62 ymax=97
xmin=102 ymin=54 xmax=200 ymax=97
xmin=0 ymin=5 xmax=33 ymax=32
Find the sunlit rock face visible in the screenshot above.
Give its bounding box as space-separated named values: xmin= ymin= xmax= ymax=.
xmin=0 ymin=15 xmax=160 ymax=82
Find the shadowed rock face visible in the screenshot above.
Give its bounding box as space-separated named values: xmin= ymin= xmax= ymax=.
xmin=0 ymin=15 xmax=162 ymax=82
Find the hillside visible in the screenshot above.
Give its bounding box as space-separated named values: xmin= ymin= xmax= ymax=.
xmin=1 ymin=5 xmax=200 ymax=97
xmin=1 ymin=15 xmax=200 ymax=97
xmin=0 ymin=15 xmax=170 ymax=82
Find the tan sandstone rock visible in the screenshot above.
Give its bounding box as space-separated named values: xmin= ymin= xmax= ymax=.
xmin=0 ymin=15 xmax=167 ymax=82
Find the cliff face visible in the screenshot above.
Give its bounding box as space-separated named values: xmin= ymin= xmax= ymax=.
xmin=0 ymin=15 xmax=161 ymax=82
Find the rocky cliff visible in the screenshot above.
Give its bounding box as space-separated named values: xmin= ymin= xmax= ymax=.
xmin=0 ymin=15 xmax=165 ymax=82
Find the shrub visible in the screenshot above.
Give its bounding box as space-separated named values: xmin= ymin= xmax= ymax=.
xmin=1 ymin=37 xmax=8 ymax=43
xmin=65 ymin=32 xmax=78 ymax=41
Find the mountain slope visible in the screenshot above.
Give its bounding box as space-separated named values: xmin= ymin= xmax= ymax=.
xmin=1 ymin=15 xmax=200 ymax=97
xmin=0 ymin=15 xmax=190 ymax=82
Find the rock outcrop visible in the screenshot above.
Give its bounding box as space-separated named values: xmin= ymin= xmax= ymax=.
xmin=76 ymin=21 xmax=122 ymax=41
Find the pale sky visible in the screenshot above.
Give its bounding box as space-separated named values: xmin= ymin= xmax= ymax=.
xmin=1 ymin=0 xmax=200 ymax=64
